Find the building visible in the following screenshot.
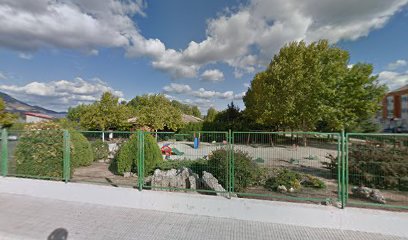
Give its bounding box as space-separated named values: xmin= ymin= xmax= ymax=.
xmin=24 ymin=112 xmax=54 ymax=123
xmin=380 ymin=85 xmax=408 ymax=131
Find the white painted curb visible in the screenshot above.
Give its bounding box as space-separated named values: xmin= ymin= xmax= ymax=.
xmin=1 ymin=177 xmax=407 ymax=237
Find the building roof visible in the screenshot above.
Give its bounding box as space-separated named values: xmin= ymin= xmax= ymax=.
xmin=182 ymin=114 xmax=203 ymax=123
xmin=24 ymin=112 xmax=54 ymax=120
xmin=388 ymin=84 xmax=408 ymax=95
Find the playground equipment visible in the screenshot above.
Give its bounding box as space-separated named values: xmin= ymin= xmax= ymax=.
xmin=161 ymin=143 xmax=184 ymax=160
xmin=193 ymin=132 xmax=200 ymax=149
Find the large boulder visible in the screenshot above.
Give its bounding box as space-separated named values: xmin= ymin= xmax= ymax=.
xmin=201 ymin=171 xmax=233 ymax=197
xmin=151 ymin=167 xmax=198 ymax=190
xmin=352 ymin=186 xmax=386 ymax=204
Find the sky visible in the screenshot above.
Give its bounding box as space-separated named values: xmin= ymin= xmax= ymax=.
xmin=0 ymin=0 xmax=408 ymax=113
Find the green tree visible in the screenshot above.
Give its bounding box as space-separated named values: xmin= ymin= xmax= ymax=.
xmin=244 ymin=40 xmax=386 ymax=132
xmin=205 ymin=107 xmax=218 ymax=122
xmin=67 ymin=104 xmax=91 ymax=122
xmin=191 ymin=106 xmax=201 ymax=118
xmin=80 ymin=92 xmax=131 ymax=132
xmin=0 ymin=98 xmax=17 ymax=128
xmin=128 ymin=94 xmax=183 ymax=131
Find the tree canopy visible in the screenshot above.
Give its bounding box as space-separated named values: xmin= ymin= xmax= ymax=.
xmin=243 ymin=40 xmax=386 ymax=132
xmin=0 ymin=98 xmax=17 ymax=128
xmin=78 ymin=92 xmax=131 ymax=131
xmin=170 ymin=100 xmax=201 ymax=118
xmin=128 ymin=94 xmax=183 ymax=131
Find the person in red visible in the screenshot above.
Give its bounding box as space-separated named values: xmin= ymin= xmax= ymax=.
xmin=161 ymin=144 xmax=172 ymax=160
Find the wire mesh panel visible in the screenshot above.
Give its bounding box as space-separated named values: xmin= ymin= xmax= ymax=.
xmin=232 ymin=132 xmax=341 ymax=205
xmin=142 ymin=131 xmax=230 ymax=194
xmin=72 ymin=131 xmax=137 ymax=188
xmin=346 ymin=133 xmax=408 ymax=210
xmin=7 ymin=130 xmax=64 ymax=180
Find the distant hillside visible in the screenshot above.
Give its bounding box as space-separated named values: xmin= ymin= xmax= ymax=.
xmin=0 ymin=91 xmax=66 ymax=118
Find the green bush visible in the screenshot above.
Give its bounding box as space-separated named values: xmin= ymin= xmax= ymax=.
xmin=112 ymin=134 xmax=162 ymax=175
xmin=265 ymin=169 xmax=325 ymax=191
xmin=70 ymin=130 xmax=93 ymax=167
xmin=91 ymin=139 xmax=109 ymax=161
xmin=348 ymin=144 xmax=408 ymax=190
xmin=208 ymin=148 xmax=258 ymax=192
xmin=155 ymin=159 xmax=208 ymax=176
xmin=15 ymin=122 xmax=93 ymax=178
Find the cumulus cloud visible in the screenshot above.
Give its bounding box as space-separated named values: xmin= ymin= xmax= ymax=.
xmin=0 ymin=77 xmax=123 ymax=111
xmin=378 ymin=71 xmax=408 ymax=90
xmin=1 ymin=0 xmax=406 ymax=80
xmin=0 ymin=71 xmax=6 ymax=80
xmin=387 ymin=59 xmax=407 ymax=70
xmin=162 ymin=83 xmax=192 ymax=94
xmin=200 ymin=69 xmax=224 ymax=82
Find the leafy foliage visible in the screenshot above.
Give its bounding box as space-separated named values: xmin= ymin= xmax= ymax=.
xmin=244 ymin=40 xmax=386 ymax=131
xmin=112 ymin=133 xmax=162 ymax=175
xmin=0 ymin=98 xmax=17 ymax=128
xmin=15 ymin=122 xmax=93 ymax=178
xmin=208 ymin=148 xmax=259 ymax=192
xmin=265 ymin=169 xmax=326 ymax=191
xmin=128 ymin=94 xmax=183 ymax=131
xmin=204 ymin=107 xmax=217 ymax=122
xmin=171 ymin=100 xmax=201 ymax=118
xmin=91 ymin=139 xmax=109 ymax=161
xmin=348 ymin=143 xmax=408 ymax=190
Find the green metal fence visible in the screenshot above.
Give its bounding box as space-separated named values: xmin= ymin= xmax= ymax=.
xmin=345 ymin=133 xmax=408 ymax=210
xmin=142 ymin=131 xmax=230 ymax=194
xmin=1 ymin=128 xmax=408 ymax=210
xmin=232 ymin=132 xmax=343 ymax=205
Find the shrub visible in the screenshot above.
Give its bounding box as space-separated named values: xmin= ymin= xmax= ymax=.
xmin=155 ymin=159 xmax=208 ymax=176
xmin=208 ymin=148 xmax=258 ymax=192
xmin=348 ymin=144 xmax=408 ymax=190
xmin=15 ymin=122 xmax=93 ymax=178
xmin=112 ymin=133 xmax=162 ymax=175
xmin=265 ymin=169 xmax=325 ymax=191
xmin=91 ymin=139 xmax=109 ymax=161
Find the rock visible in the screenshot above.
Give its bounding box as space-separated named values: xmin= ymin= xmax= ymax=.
xmin=333 ymin=201 xmax=343 ymax=208
xmin=108 ymin=143 xmax=119 ymax=159
xmin=320 ymin=198 xmax=332 ymax=206
xmin=352 ymin=186 xmax=386 ymax=204
xmin=288 ymin=187 xmax=295 ymax=193
xmin=123 ymin=172 xmax=132 ymax=178
xmin=201 ymin=171 xmax=232 ymax=197
xmin=277 ymin=185 xmax=287 ymax=192
xmin=151 ymin=167 xmax=198 ymax=191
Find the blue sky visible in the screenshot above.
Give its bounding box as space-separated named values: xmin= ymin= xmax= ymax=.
xmin=0 ymin=0 xmax=408 ymax=113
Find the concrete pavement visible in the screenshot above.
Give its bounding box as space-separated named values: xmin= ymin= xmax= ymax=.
xmin=0 ymin=193 xmax=406 ymax=240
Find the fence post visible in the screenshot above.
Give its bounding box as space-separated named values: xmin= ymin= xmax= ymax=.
xmin=341 ymin=129 xmax=346 ymax=209
xmin=229 ymin=129 xmax=234 ymax=194
xmin=137 ymin=130 xmax=143 ymax=191
xmin=63 ymin=130 xmax=70 ymax=183
xmin=1 ymin=128 xmax=8 ymax=177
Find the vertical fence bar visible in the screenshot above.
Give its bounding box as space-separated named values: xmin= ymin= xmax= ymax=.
xmin=345 ymin=133 xmax=349 ymax=203
xmin=230 ymin=130 xmax=235 ymax=193
xmin=137 ymin=130 xmax=143 ymax=191
xmin=340 ymin=130 xmax=346 ymax=208
xmin=1 ymin=128 xmax=8 ymax=177
xmin=336 ymin=133 xmax=341 ymax=203
xmin=63 ymin=130 xmax=70 ymax=183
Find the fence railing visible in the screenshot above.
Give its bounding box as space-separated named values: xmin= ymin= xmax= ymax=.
xmin=1 ymin=129 xmax=407 ymax=210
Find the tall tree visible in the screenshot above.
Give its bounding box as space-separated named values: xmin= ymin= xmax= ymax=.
xmin=80 ymin=92 xmax=131 ymax=132
xmin=191 ymin=106 xmax=201 ymax=118
xmin=128 ymin=94 xmax=183 ymax=131
xmin=205 ymin=107 xmax=218 ymax=122
xmin=0 ymin=98 xmax=17 ymax=128
xmin=244 ymin=40 xmax=386 ymax=132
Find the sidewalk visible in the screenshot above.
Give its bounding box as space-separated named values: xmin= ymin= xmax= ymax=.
xmin=0 ymin=193 xmax=405 ymax=240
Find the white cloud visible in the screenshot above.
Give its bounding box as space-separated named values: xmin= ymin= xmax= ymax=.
xmin=162 ymin=83 xmax=192 ymax=94
xmin=387 ymin=59 xmax=407 ymax=70
xmin=18 ymin=52 xmax=33 ymax=60
xmin=200 ymin=69 xmax=224 ymax=82
xmin=0 ymin=0 xmax=407 ymax=80
xmin=378 ymin=70 xmax=408 ymax=90
xmin=0 ymin=77 xmax=123 ymax=111
xmin=0 ymin=71 xmax=6 ymax=80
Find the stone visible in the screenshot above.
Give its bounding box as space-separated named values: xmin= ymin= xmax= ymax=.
xmin=288 ymin=187 xmax=295 ymax=193
xmin=201 ymin=171 xmax=232 ymax=197
xmin=150 ymin=167 xmax=198 ymax=191
xmin=108 ymin=143 xmax=119 ymax=159
xmin=352 ymin=186 xmax=386 ymax=204
xmin=334 ymin=201 xmax=343 ymax=209
xmin=277 ymin=185 xmax=287 ymax=192
xmin=123 ymin=172 xmax=132 ymax=178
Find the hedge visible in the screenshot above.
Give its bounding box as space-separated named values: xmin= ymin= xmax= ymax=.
xmin=112 ymin=133 xmax=162 ymax=175
xmin=14 ymin=122 xmax=93 ymax=178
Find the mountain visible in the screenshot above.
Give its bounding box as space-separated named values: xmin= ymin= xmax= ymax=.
xmin=0 ymin=91 xmax=66 ymax=118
